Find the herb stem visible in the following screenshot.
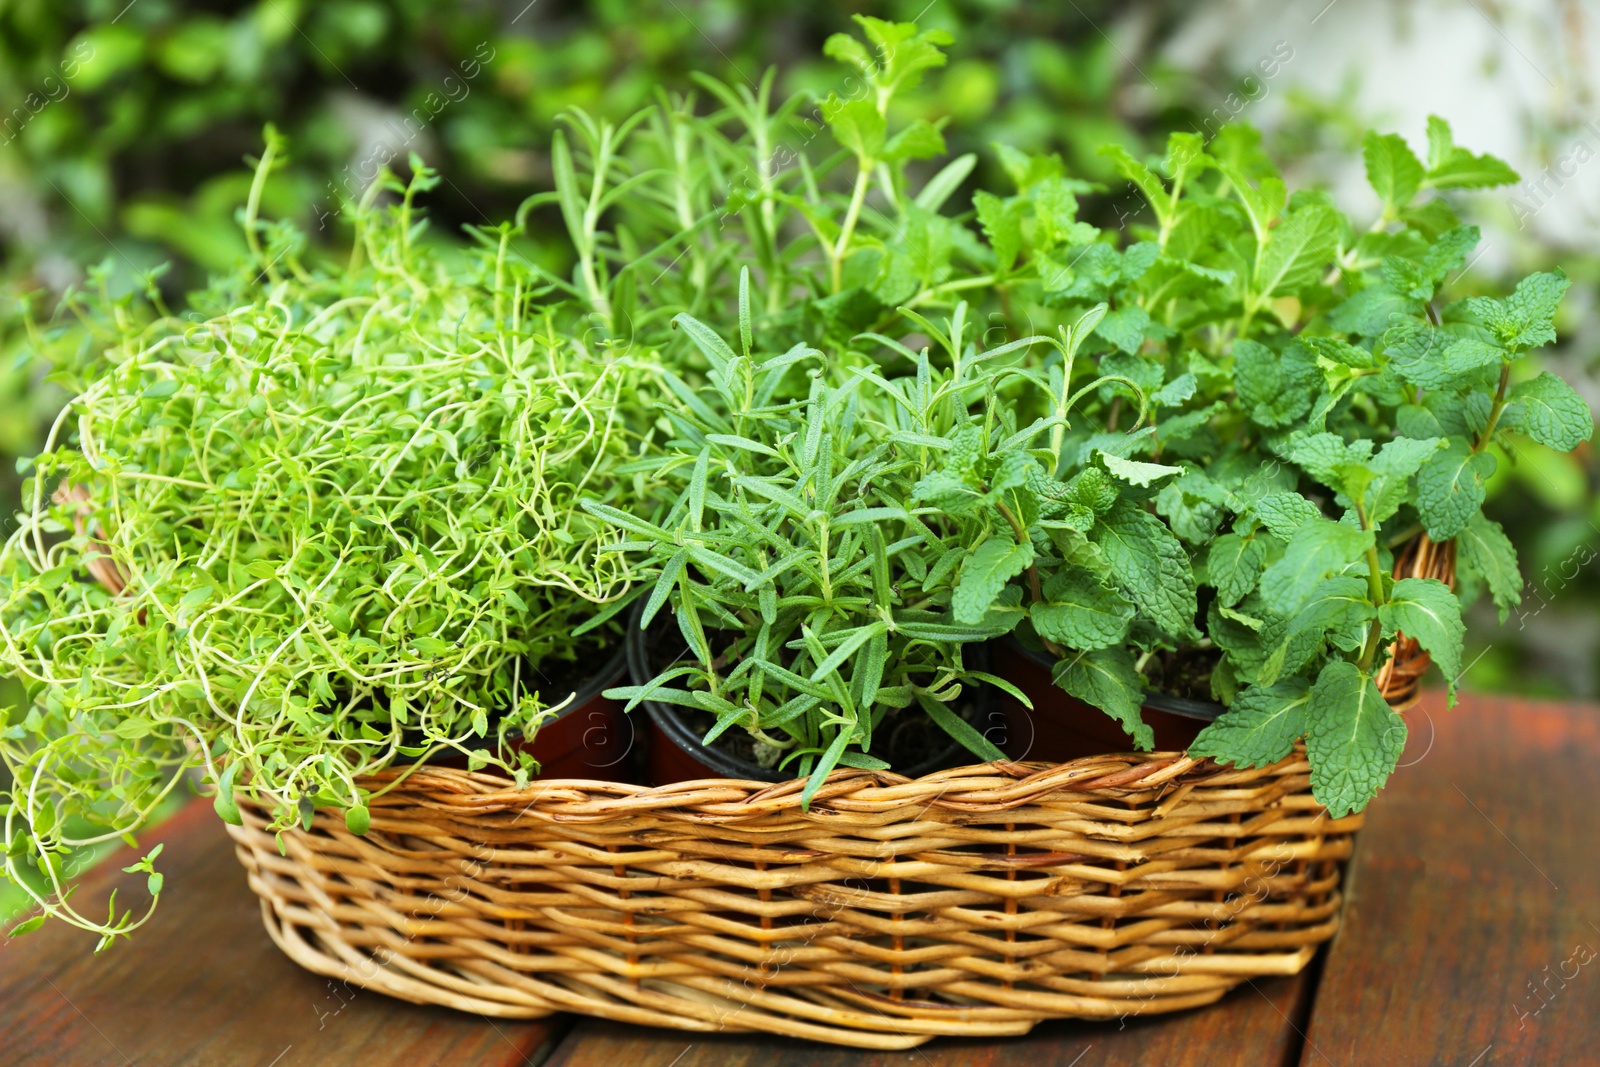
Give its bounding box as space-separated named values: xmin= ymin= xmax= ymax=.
xmin=831 ymin=160 xmax=874 ymax=293
xmin=1473 ymin=362 xmax=1513 ymax=453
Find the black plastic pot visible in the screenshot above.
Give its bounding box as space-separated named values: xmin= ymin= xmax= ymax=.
xmin=625 ymin=602 xmax=1003 ymax=785
xmin=993 ymin=638 xmax=1223 ymax=763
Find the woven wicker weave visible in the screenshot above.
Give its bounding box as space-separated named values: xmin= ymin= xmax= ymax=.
xmin=228 ymin=754 xmax=1357 ymax=1048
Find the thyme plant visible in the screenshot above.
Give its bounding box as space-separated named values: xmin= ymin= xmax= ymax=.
xmin=1 ymin=155 xmax=646 ymax=944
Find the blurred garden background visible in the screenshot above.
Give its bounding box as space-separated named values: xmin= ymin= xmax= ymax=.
xmin=1 ymin=0 xmax=1595 ymax=722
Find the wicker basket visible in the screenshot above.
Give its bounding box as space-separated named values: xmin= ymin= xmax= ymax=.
xmin=60 ymin=484 xmax=1450 ymax=1047
xmin=231 ymin=754 xmax=1356 ymax=1048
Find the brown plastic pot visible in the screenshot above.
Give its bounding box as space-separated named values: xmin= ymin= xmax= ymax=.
xmin=993 ymin=639 xmax=1223 ymax=763
xmin=627 ymin=603 xmax=1005 ymax=785
xmin=434 ymin=646 xmax=638 ymax=781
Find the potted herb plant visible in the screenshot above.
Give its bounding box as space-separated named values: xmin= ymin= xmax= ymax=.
xmin=947 ymin=121 xmax=1593 ymax=816
xmin=0 ymin=152 xmax=651 ymax=941
xmin=587 ymin=282 xmax=1044 ymax=802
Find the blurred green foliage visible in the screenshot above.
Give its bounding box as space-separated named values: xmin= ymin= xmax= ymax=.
xmin=0 ymin=0 xmax=1197 ymax=287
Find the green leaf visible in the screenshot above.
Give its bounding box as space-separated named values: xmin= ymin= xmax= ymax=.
xmin=1456 ymin=512 xmax=1521 ymax=624
xmin=1031 ymin=568 xmax=1135 ymax=651
xmin=213 ymin=763 xmax=242 ymax=827
xmin=1259 ymin=575 xmax=1376 ymax=686
xmin=1098 ymin=144 xmax=1173 ymax=223
xmin=1416 ymin=440 xmax=1495 ymax=540
xmin=672 ymin=313 xmax=738 ymax=376
xmin=916 ymin=153 xmax=978 ymax=212
xmin=1464 ymin=270 xmax=1568 ymax=352
xmin=1363 ymin=131 xmax=1424 ymax=213
xmin=1306 ymin=660 xmax=1405 ymax=818
xmin=1423 ymin=115 xmax=1520 ymax=189
xmin=1287 ymin=432 xmax=1374 ymax=498
xmin=1097 ymin=451 xmax=1183 ymax=488
xmin=1217 ymin=160 xmax=1286 ymax=243
xmin=7 ymin=915 xmax=46 ymax=937
xmin=1506 ymin=271 xmax=1569 ymax=348
xmin=1379 ymin=577 xmax=1465 ymax=702
xmin=1206 ymin=533 xmax=1266 ymax=607
xmin=1506 ymin=372 xmax=1593 ymax=452
xmin=1382 ymin=320 xmax=1505 ymax=390
xmin=1259 ymin=518 xmax=1373 ymax=615
xmin=823 ymin=94 xmax=886 ymax=159
xmin=1091 ymin=500 xmax=1199 ymax=640
xmin=973 ymin=191 xmax=1026 ymax=273
xmin=883 ymin=120 xmax=946 ymax=163
xmin=799 ymin=726 xmax=857 ymax=811
xmin=952 ymin=537 xmax=1034 ymax=625
xmin=1234 ymin=339 xmax=1315 ymax=428
xmin=345 ymin=805 xmax=370 ymax=835
xmin=1050 ymin=646 xmax=1154 ymax=750
xmin=917 ymin=692 xmax=1006 ymax=762
xmin=1255 ymin=203 xmax=1340 ymax=298
xmin=1189 ymin=679 xmax=1313 ymax=768
xmin=1365 ymin=436 xmax=1447 ymax=524
xmin=849 ymin=16 xmax=951 ymax=95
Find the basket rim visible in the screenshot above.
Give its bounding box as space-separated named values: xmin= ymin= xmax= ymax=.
xmin=353 ymin=745 xmax=1333 ymax=822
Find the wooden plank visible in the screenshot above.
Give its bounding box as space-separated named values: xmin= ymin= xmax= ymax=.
xmin=0 ymin=798 xmax=566 ymax=1067
xmin=540 ymin=972 xmax=1311 ymax=1066
xmin=1301 ymin=693 xmax=1600 ymax=1066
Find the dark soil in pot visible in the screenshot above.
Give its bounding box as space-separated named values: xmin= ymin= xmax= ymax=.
xmin=625 ymin=603 xmax=1004 ymax=785
xmin=994 ymin=638 xmax=1223 ymax=764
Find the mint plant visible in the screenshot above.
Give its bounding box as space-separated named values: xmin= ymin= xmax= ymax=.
xmin=977 ymin=122 xmax=1593 ymax=818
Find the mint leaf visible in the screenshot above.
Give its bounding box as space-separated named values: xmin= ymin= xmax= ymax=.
xmin=952 ymin=536 xmax=1033 ymax=624
xmin=1456 ymin=512 xmax=1521 ymax=624
xmin=1505 ymin=271 xmax=1569 ymax=349
xmin=1379 ymin=577 xmax=1465 ymax=702
xmin=1234 ymin=339 xmax=1315 ymax=428
xmin=1050 ymin=646 xmax=1154 ymax=750
xmin=1423 ymin=115 xmax=1520 ymax=189
xmin=823 ymin=95 xmax=886 ymax=159
xmin=1287 ymin=432 xmax=1373 ymax=497
xmin=1259 ymin=518 xmax=1374 ymax=614
xmin=1363 ymin=131 xmax=1424 ymax=213
xmin=1505 ymin=372 xmax=1593 ymax=452
xmin=1256 ymin=202 xmax=1340 ymax=298
xmin=1098 ymin=450 xmax=1184 ymax=487
xmin=974 ymin=191 xmax=1027 ymax=273
xmin=1416 ymin=440 xmax=1494 ymax=540
xmin=1365 ymin=436 xmax=1446 ymax=524
xmin=1464 ymin=270 xmax=1569 ymax=352
xmin=1306 ymin=660 xmax=1406 ymax=817
xmin=1098 ymin=144 xmax=1174 ymax=222
xmin=882 ymin=120 xmax=946 ymax=163
xmin=1252 ymin=492 xmax=1322 ymax=539
xmin=1259 ymin=575 xmax=1375 ymax=686
xmin=1032 ymin=568 xmax=1135 ymax=650
xmin=1092 ymin=500 xmax=1199 ymax=640
xmin=1382 ymin=321 xmax=1504 ymax=390
xmin=1189 ymin=678 xmax=1313 ymax=768
xmin=1206 ymin=533 xmax=1266 ymax=607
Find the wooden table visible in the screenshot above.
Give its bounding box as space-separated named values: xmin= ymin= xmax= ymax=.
xmin=4 ymin=692 xmax=1597 ymax=1066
